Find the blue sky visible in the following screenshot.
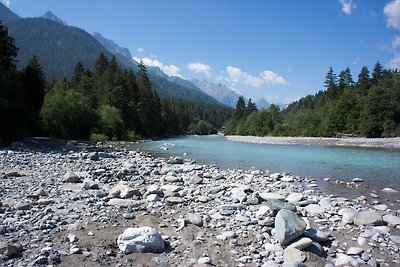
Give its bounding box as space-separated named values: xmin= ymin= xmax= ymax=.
xmin=3 ymin=0 xmax=400 ymax=104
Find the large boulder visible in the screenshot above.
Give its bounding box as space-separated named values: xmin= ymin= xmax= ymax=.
xmin=275 ymin=210 xmax=307 ymax=246
xmin=117 ymin=227 xmax=165 ymax=254
xmin=63 ymin=171 xmax=82 ymax=183
xmin=266 ymin=199 xmax=297 ymax=213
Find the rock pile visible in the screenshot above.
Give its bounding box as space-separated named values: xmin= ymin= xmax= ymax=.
xmin=0 ymin=141 xmax=399 ymax=266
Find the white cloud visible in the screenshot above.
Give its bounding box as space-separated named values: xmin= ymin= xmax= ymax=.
xmin=263 ymin=95 xmax=298 ymax=105
xmin=226 ymin=66 xmax=288 ymax=88
xmin=187 ymin=62 xmax=211 ymax=76
xmin=133 ymin=57 xmax=182 ymax=77
xmin=1 ymin=0 xmax=11 ymax=7
xmin=384 ymin=0 xmax=400 ymax=30
xmin=392 ymin=35 xmax=400 ymax=48
xmin=339 ymin=0 xmax=354 ymax=15
xmin=138 ymin=48 xmax=144 ymax=53
xmin=389 ymin=53 xmax=400 ymax=68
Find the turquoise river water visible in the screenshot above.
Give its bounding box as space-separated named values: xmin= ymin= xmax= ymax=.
xmin=133 ymin=135 xmax=400 ymax=199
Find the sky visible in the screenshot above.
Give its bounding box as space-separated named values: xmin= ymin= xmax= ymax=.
xmin=3 ymin=0 xmax=400 ymax=104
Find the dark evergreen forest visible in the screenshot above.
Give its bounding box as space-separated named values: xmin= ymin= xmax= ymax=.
xmin=225 ymin=64 xmax=400 ymax=138
xmin=0 ymin=23 xmax=233 ymax=143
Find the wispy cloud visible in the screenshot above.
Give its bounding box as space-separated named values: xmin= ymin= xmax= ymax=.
xmin=1 ymin=0 xmax=11 ymax=7
xmin=384 ymin=0 xmax=400 ymax=30
xmin=339 ymin=0 xmax=354 ymax=15
xmin=187 ymin=62 xmax=211 ymax=76
xmin=384 ymin=1 xmax=400 ymax=68
xmin=138 ymin=48 xmax=144 ymax=53
xmin=133 ymin=57 xmax=182 ymax=77
xmin=226 ymin=66 xmax=288 ymax=88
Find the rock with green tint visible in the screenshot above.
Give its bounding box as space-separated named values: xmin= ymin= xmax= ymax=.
xmin=266 ymin=199 xmax=297 ymax=213
xmin=275 ymin=210 xmax=307 ymax=246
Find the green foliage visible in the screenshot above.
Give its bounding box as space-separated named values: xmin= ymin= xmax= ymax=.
xmin=89 ymin=133 xmax=108 ymax=142
xmin=226 ymin=64 xmax=400 ymax=138
xmin=188 ymin=120 xmax=217 ymax=135
xmin=40 ymin=81 xmax=97 ymax=139
xmin=97 ymin=105 xmax=125 ymax=140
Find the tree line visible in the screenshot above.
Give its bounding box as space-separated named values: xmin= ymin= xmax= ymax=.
xmin=225 ymin=63 xmax=400 ymax=138
xmin=0 ymin=23 xmax=233 ymax=144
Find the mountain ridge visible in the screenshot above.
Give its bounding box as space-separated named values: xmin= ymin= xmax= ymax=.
xmin=191 ymin=79 xmax=241 ymax=107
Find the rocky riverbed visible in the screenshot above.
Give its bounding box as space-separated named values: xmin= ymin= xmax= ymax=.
xmin=0 ymin=140 xmax=399 ymax=266
xmin=225 ymin=136 xmax=400 ymax=150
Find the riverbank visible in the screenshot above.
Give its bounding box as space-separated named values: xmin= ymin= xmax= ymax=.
xmin=0 ymin=141 xmax=399 ymax=266
xmin=225 ymin=135 xmax=400 ymax=150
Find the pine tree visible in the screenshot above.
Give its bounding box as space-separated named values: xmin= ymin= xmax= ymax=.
xmin=0 ymin=23 xmax=18 ymax=71
xmin=235 ymin=96 xmax=246 ymax=120
xmin=371 ymin=61 xmax=383 ymax=85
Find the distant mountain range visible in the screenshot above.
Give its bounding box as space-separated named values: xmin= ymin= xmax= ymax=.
xmin=191 ymin=79 xmax=241 ymax=108
xmin=0 ymin=3 xmax=219 ymax=104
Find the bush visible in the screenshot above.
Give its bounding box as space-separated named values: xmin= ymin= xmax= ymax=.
xmin=97 ymin=105 xmax=125 ymax=140
xmin=188 ymin=120 xmax=217 ymax=135
xmin=40 ymin=81 xmax=97 ymax=139
xmin=89 ymin=133 xmax=109 ymax=142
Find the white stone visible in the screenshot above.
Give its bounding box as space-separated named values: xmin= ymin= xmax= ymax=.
xmin=347 ymin=247 xmax=364 ymax=255
xmin=256 ymin=205 xmax=274 ymax=218
xmin=230 ymin=187 xmax=247 ymax=203
xmin=286 ymin=193 xmax=304 ymax=203
xmin=117 ymin=227 xmax=165 ymax=254
xmin=304 ymin=204 xmax=326 ymax=216
xmin=381 ymin=187 xmax=398 ymax=193
xmin=383 ymin=214 xmax=400 ymax=226
xmin=259 ymin=192 xmax=285 ymax=201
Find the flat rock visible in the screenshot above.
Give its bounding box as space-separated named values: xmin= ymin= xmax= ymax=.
xmin=117 ymin=227 xmax=165 ymax=254
xmin=340 ymin=208 xmax=356 ymax=224
xmin=381 ymin=187 xmax=398 ymax=193
xmin=160 ymin=184 xmax=182 ymax=193
xmin=108 ymin=198 xmax=143 ymax=208
xmin=304 ymin=204 xmax=326 ymax=216
xmin=264 ymin=243 xmax=283 ymax=252
xmin=346 ymin=247 xmax=364 ymax=256
xmin=197 ymin=196 xmax=211 ymax=203
xmin=383 ymin=214 xmax=400 ymax=226
xmin=37 ymin=198 xmax=55 ymax=205
xmin=165 ymin=197 xmax=184 ymax=204
xmin=275 ymin=209 xmax=307 ymax=246
xmin=259 ymin=192 xmax=285 ymax=201
xmin=286 ymin=193 xmax=304 ymax=203
xmin=373 ymin=204 xmax=388 ymax=211
xmin=287 ymin=237 xmax=312 ymax=250
xmin=353 ymin=211 xmax=384 ymax=226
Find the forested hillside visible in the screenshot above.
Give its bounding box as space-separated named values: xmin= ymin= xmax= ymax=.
xmin=225 ymin=63 xmax=400 ymax=138
xmin=0 ymin=23 xmax=232 ymax=143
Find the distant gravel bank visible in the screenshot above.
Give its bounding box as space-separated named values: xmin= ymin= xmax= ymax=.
xmin=225 ymin=135 xmax=400 ymax=150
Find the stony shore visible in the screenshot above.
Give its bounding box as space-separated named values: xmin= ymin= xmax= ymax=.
xmin=225 ymin=136 xmax=400 ymax=150
xmin=1 ymin=140 xmax=400 ymax=266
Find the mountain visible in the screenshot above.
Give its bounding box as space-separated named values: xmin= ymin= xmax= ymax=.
xmin=41 ymin=11 xmax=67 ymax=25
xmin=92 ymin=32 xmax=135 ymax=68
xmin=0 ymin=2 xmax=19 ymax=22
xmin=191 ymin=79 xmax=241 ymax=107
xmin=0 ymin=7 xmax=220 ymax=104
xmin=255 ymin=98 xmax=270 ymax=109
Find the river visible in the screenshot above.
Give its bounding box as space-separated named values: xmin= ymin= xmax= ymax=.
xmin=132 ymin=135 xmax=400 ymax=199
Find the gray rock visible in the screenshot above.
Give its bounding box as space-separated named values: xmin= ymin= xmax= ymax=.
xmin=335 ymin=254 xmax=358 ymax=266
xmin=230 ymin=187 xmax=247 ymax=203
xmin=63 ymin=171 xmax=82 ymax=183
xmin=383 ymin=214 xmax=400 ymax=226
xmin=259 ymin=192 xmax=285 ymax=201
xmin=67 ymin=233 xmax=78 ymax=243
xmin=275 ymin=209 xmax=307 ymax=246
xmin=81 ymin=178 xmax=99 ymax=190
xmin=305 ymin=241 xmax=324 ymax=256
xmin=353 ymin=211 xmax=384 ymax=226
xmin=147 ymin=194 xmax=161 ymax=202
xmin=282 ymin=262 xmax=306 ymax=267
xmin=117 ymin=227 xmax=165 ymax=254
xmin=109 ymin=181 xmax=141 ymax=198
xmin=15 ymin=202 xmax=32 ymax=210
xmin=347 ymin=246 xmax=363 ymax=255
xmin=304 ymin=228 xmax=329 ymax=242
xmin=266 ymin=199 xmax=297 ymax=213
xmin=304 ymin=204 xmax=326 ymax=216
xmin=209 ymin=186 xmax=224 ymax=194
xmin=165 ymin=197 xmax=184 ymax=204
xmin=340 ymin=208 xmax=356 ymax=224
xmin=283 ymin=247 xmax=306 ymax=262
xmin=0 ymin=225 xmax=5 ymax=235
xmin=33 ymin=255 xmax=48 ymax=265
xmin=88 ymin=152 xmax=99 ymax=161
xmin=287 ymin=237 xmax=312 ymax=250
xmin=187 ymin=213 xmax=203 ymax=226
xmin=0 ymin=241 xmax=22 ymax=258
xmin=390 ymin=235 xmax=400 ymax=244
xmin=168 ymin=157 xmax=183 ymax=164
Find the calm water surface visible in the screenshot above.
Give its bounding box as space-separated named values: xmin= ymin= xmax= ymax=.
xmin=134 ymin=135 xmax=400 ymax=198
